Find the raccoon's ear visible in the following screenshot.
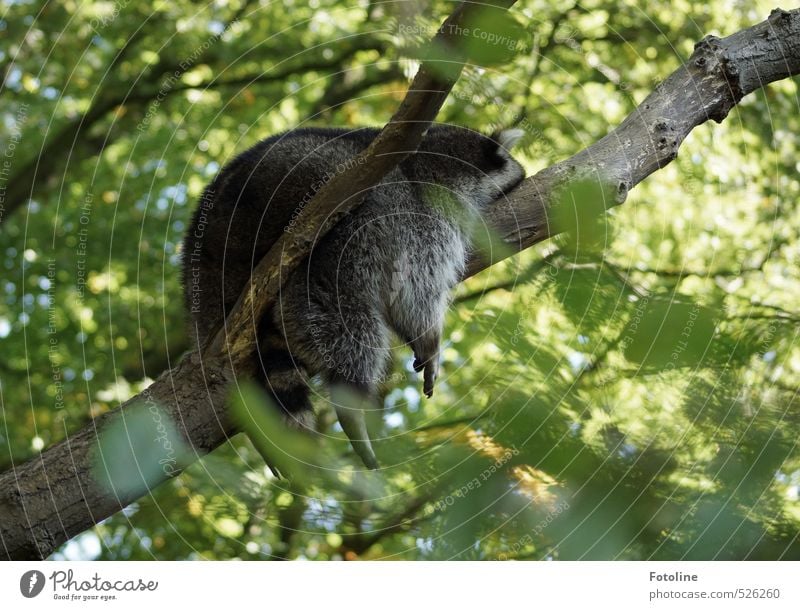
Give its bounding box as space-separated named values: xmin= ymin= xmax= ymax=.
xmin=490 ymin=128 xmax=525 ymax=150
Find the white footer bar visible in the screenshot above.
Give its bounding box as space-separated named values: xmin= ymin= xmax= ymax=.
xmin=2 ymin=561 xmax=797 ymax=609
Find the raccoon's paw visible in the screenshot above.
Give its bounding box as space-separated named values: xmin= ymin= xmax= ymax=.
xmin=423 ymin=359 xmax=438 ymax=398
xmin=413 ymin=354 xmax=439 ymax=398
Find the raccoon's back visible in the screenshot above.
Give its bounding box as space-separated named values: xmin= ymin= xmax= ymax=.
xmin=181 ymin=127 xmax=380 ymax=339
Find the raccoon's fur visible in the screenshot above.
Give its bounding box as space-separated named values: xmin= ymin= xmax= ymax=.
xmin=182 ymin=124 xmax=525 ymax=468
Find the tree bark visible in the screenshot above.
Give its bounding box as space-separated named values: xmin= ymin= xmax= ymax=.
xmin=1 ymin=7 xmax=798 ymax=560
xmin=467 ymin=7 xmax=800 ymax=274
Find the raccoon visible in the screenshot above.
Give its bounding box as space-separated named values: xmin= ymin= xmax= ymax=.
xmin=182 ymin=124 xmax=525 ymax=469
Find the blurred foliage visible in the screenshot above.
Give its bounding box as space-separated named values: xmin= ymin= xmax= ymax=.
xmin=1 ymin=0 xmax=799 ymax=560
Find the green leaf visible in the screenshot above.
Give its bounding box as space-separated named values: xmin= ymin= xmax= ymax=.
xmin=621 ymin=299 xmax=717 ymax=370
xmin=552 ymin=179 xmax=616 ymax=257
xmin=93 ymin=398 xmax=194 ymax=497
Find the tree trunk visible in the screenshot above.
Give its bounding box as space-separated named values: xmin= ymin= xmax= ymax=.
xmin=0 ymin=353 xmax=238 ymax=559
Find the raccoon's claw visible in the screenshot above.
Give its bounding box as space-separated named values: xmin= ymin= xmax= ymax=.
xmin=413 ymin=353 xmax=439 ymax=398
xmin=423 ymin=360 xmax=437 ymax=398
xmin=414 ymin=355 xmax=439 ymax=398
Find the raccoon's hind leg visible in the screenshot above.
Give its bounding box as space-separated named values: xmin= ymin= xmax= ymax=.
xmin=391 ymin=290 xmax=448 ymax=398
xmin=256 ymin=315 xmax=315 ymax=431
xmin=275 ymin=273 xmax=388 ymax=469
xmin=321 ymin=311 xmax=389 ymax=470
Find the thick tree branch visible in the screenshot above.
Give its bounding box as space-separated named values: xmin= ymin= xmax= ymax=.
xmin=1 ymin=7 xmax=798 ymax=560
xmin=466 ymin=8 xmax=800 ymax=275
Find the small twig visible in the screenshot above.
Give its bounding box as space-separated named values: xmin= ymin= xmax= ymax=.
xmin=510 ymin=4 xmax=576 ymax=127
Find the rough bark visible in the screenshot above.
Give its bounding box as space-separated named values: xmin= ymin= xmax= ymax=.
xmin=0 ymin=354 xmax=236 ymax=560
xmin=1 ymin=7 xmax=798 ymax=560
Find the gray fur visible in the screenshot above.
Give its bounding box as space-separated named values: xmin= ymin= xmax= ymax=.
xmin=182 ymin=124 xmax=524 ymax=468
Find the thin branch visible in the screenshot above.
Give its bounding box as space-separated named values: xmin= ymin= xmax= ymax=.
xmin=453 ymin=255 xmax=552 ymax=304
xmin=510 ymin=4 xmax=576 ymax=127
xmin=311 ymin=63 xmax=406 ymax=117
xmin=347 ymin=494 xmax=432 ymax=555
xmin=127 ymin=39 xmax=387 ymax=101
xmin=0 ymin=19 xmax=384 ymax=224
xmin=615 ymin=234 xmax=790 ymax=280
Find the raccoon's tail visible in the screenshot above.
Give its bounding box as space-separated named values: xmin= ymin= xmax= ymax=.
xmin=256 ymin=310 xmax=379 ymax=470
xmin=255 ymin=313 xmax=315 ymax=430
